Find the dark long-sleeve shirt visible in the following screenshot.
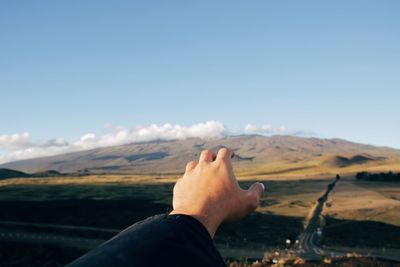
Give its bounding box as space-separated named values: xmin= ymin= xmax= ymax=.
xmin=67 ymin=214 xmax=226 ymax=267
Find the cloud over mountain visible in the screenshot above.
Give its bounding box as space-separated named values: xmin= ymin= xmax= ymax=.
xmin=244 ymin=124 xmax=314 ymax=137
xmin=0 ymin=132 xmax=32 ymax=150
xmin=0 ymin=121 xmax=227 ymax=163
xmin=0 ymin=121 xmax=313 ymax=164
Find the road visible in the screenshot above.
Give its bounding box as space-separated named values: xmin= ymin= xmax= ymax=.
xmin=296 ymin=175 xmax=340 ymax=259
xmin=296 ymin=176 xmax=400 ymax=262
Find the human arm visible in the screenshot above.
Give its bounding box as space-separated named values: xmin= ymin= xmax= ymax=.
xmin=67 ymin=148 xmax=265 ymax=267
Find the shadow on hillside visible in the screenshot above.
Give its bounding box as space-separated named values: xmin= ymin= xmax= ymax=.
xmin=322 ymin=216 xmax=400 ymax=249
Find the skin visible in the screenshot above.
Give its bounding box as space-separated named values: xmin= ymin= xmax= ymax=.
xmin=170 ymin=148 xmax=265 ymax=238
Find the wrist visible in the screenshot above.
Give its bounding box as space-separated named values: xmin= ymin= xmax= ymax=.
xmin=169 ymin=209 xmax=222 ymax=238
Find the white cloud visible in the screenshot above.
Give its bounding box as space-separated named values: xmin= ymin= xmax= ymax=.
xmin=0 ymin=121 xmax=226 ymax=164
xmin=244 ymin=124 xmax=287 ymax=134
xmin=72 ymin=121 xmax=226 ymax=150
xmin=0 ymin=121 xmax=313 ymax=164
xmin=0 ymin=132 xmax=32 ymax=150
xmin=244 ymin=123 xmax=314 ymax=137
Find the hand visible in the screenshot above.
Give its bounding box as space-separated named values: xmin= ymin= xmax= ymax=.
xmin=170 ymin=148 xmax=265 ymax=238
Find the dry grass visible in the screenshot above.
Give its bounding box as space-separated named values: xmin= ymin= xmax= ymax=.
xmin=234 ymin=157 xmax=400 ymax=180
xmin=323 ymin=178 xmax=400 ymax=226
xmin=2 ymin=151 xmax=400 ymax=182
xmin=0 ymin=174 xmax=177 ymax=187
xmin=1 ymin=170 xmax=399 ymax=226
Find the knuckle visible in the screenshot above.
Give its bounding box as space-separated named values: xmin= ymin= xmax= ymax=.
xmin=218 ymin=147 xmax=232 ymax=159
xmin=219 ymin=147 xmax=229 ymax=155
xmin=186 ymin=160 xmax=196 ymax=167
xmin=201 ymin=149 xmax=212 ymax=155
xmin=200 ymin=149 xmax=215 ymax=162
xmin=185 ymin=161 xmax=196 ymax=171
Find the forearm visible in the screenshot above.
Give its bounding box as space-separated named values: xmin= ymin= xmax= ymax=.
xmin=67 ymin=214 xmax=226 ymax=267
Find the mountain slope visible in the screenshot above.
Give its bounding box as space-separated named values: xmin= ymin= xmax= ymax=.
xmin=1 ymin=135 xmax=400 ymax=178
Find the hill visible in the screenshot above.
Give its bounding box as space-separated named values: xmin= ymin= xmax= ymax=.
xmin=1 ymin=135 xmax=400 ymax=178
xmin=0 ymin=168 xmax=30 ymax=180
xmin=0 ymin=169 xmax=64 ymax=180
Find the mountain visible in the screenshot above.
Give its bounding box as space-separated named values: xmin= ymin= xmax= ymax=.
xmin=1 ymin=135 xmax=400 ymax=178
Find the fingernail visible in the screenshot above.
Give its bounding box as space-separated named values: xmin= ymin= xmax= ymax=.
xmin=258 ymin=182 xmax=265 ymax=191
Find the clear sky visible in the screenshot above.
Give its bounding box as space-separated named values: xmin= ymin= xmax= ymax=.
xmin=1 ymin=1 xmax=399 ymax=162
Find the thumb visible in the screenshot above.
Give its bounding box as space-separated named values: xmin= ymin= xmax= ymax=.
xmin=245 ymin=182 xmax=265 ymax=211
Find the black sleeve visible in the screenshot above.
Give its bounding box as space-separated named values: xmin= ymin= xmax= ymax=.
xmin=66 ymin=214 xmax=226 ymax=267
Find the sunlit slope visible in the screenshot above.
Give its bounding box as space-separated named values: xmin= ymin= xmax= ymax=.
xmin=1 ymin=135 xmax=400 ymax=178
xmin=323 ymin=179 xmax=400 ymax=226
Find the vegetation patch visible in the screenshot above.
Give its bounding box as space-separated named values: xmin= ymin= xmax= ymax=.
xmin=322 ymin=216 xmax=400 ymax=248
xmin=356 ymin=171 xmax=400 ymax=182
xmin=0 ymin=199 xmax=170 ymax=229
xmin=0 ymin=241 xmax=86 ymax=267
xmin=215 ymin=212 xmax=303 ymax=248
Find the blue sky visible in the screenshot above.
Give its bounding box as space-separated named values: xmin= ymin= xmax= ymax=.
xmin=1 ymin=1 xmax=399 ymax=162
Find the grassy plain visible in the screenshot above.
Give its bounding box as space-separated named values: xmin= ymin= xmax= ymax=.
xmin=0 ymin=175 xmax=313 ymax=247
xmin=1 ymin=173 xmax=400 ymax=266
xmin=322 ymin=178 xmax=400 ymax=226
xmin=0 ymin=174 xmax=330 ymax=219
xmin=1 ymin=174 xmax=399 ymax=226
xmin=233 ymin=157 xmax=400 ymax=180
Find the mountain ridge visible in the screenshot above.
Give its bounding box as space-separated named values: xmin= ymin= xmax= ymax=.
xmin=1 ymin=135 xmax=399 ymax=178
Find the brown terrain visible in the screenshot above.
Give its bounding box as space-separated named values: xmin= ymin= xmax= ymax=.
xmin=1 ymin=135 xmax=400 ymax=179
xmin=1 ymin=135 xmax=400 ymax=266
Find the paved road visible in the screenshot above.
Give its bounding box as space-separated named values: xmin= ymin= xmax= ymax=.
xmin=296 ymin=175 xmax=340 ymax=259
xmin=296 ymin=176 xmax=400 ymax=262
